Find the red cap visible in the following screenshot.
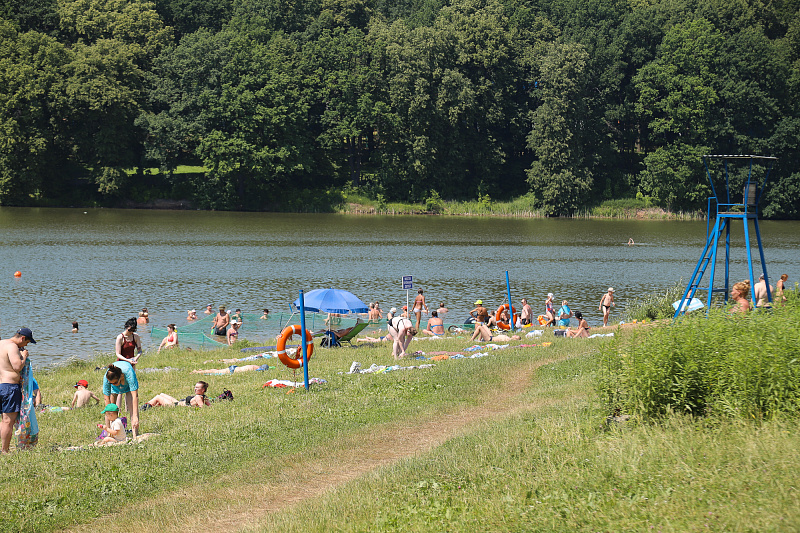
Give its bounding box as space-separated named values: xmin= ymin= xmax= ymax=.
xmin=402 ymin=306 xmax=407 ymax=310
xmin=74 ymin=379 xmax=89 ymax=388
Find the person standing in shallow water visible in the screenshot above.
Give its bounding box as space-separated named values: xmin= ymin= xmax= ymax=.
xmin=412 ymin=289 xmax=428 ymax=330
xmin=212 ymin=306 xmax=229 ymax=336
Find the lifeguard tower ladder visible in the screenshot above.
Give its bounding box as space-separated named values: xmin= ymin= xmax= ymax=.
xmin=673 ymin=155 xmax=777 ymax=318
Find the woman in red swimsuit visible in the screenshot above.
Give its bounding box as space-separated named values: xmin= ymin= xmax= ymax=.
xmin=115 ymin=318 xmax=142 ymax=366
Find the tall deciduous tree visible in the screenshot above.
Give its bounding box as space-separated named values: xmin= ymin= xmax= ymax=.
xmin=195 ymin=33 xmax=314 ymax=209
xmin=0 ymin=20 xmax=70 ymax=203
xmin=634 ymin=18 xmax=722 ymax=209
xmin=526 ymin=41 xmax=592 ymax=215
xmin=57 ymin=0 xmax=172 ymax=194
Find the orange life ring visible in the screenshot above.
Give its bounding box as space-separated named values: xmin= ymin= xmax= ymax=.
xmin=276 ymin=325 xmax=314 ymax=369
xmin=495 ymin=304 xmax=519 ymax=331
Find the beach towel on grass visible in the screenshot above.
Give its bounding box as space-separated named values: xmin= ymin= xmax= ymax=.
xmin=14 ymin=359 xmax=38 ymax=450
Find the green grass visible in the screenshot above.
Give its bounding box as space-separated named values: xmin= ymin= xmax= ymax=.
xmin=258 ymin=349 xmax=800 ymax=532
xmin=2 ymin=319 xmax=799 ymax=532
xmin=336 ymin=193 xmax=704 ymax=219
xmin=623 ymin=280 xmax=686 ymax=321
xmin=124 ymin=165 xmax=208 ymax=176
xmin=601 ymin=293 xmax=800 ymax=420
xmin=0 ymin=336 xmax=561 ymax=531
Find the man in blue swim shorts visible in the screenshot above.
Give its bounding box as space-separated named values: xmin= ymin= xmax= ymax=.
xmin=0 ymin=328 xmax=36 ymax=454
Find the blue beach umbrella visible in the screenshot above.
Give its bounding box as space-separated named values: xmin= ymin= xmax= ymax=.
xmin=293 ymin=288 xmax=369 ymax=314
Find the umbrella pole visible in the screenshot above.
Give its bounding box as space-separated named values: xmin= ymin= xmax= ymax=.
xmin=299 ymin=290 xmax=310 ymax=390
xmin=505 ymin=271 xmax=514 ymax=330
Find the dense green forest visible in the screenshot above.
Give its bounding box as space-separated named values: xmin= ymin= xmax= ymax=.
xmin=1 ymin=0 xmax=799 ymax=216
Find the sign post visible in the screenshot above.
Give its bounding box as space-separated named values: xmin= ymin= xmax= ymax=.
xmin=402 ymin=276 xmax=413 ymax=315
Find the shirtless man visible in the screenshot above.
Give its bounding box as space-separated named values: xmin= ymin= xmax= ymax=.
xmin=368 ymin=303 xmax=381 ymax=321
xmin=204 ymin=304 xmax=213 ymax=315
xmin=0 ymin=328 xmax=35 ymax=454
xmin=422 ymin=310 xmax=445 ymax=336
xmin=519 ymin=298 xmax=532 ymax=325
xmin=412 ymin=289 xmax=428 ymax=330
xmin=436 ymin=302 xmax=448 ymax=318
xmin=212 ymin=305 xmax=230 ymax=336
xmin=470 ymin=300 xmax=489 ymax=325
xmin=753 ymin=275 xmax=773 ymax=308
xmin=599 ymin=288 xmax=615 ymax=327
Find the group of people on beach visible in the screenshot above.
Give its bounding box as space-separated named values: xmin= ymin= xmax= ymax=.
xmin=728 ymin=273 xmax=790 ymax=313
xmin=0 ymin=300 xmax=264 ymax=453
xmin=3 ymin=273 xmax=790 ymax=453
xmin=363 ymin=286 xmax=616 ymax=359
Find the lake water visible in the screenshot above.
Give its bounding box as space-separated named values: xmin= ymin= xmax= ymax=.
xmin=1 ymin=207 xmax=798 ymax=368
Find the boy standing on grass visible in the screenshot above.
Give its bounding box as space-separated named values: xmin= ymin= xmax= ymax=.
xmin=94 ymin=404 xmax=126 ymax=445
xmin=71 ymin=380 xmax=100 ymax=408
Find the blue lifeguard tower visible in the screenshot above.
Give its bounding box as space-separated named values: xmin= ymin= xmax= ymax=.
xmin=673 ymin=155 xmax=777 ymax=318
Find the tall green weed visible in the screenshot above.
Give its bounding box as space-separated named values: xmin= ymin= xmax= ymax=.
xmin=624 ymin=281 xmax=686 ymax=321
xmin=599 ymin=293 xmax=800 ymax=420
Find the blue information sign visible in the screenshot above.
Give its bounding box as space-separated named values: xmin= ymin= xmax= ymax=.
xmin=402 ymin=275 xmax=413 ymax=289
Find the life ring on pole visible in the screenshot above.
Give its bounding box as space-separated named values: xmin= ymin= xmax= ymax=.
xmin=495 ymin=304 xmax=518 ymax=331
xmin=276 ymin=325 xmax=313 ymax=369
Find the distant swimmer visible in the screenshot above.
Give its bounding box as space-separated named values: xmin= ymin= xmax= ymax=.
xmin=260 ymin=309 xmax=270 ymax=319
xmin=628 ymin=238 xmax=635 ymax=246
xmin=187 ymin=309 xmax=197 ymax=321
xmin=71 ymin=321 xmax=79 ymax=333
xmin=204 ymin=304 xmax=213 ymax=315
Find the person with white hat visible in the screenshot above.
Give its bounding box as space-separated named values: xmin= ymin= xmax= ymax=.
xmin=599 ymin=287 xmax=615 ymax=326
xmin=226 ymin=320 xmax=240 ymax=346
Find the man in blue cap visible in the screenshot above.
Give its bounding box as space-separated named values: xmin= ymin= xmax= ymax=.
xmin=0 ymin=328 xmax=36 ymax=454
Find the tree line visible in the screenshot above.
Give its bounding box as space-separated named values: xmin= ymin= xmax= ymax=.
xmin=1 ymin=0 xmax=798 ymax=217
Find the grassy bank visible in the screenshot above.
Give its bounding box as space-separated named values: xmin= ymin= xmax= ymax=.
xmin=1 ymin=317 xmax=798 ymax=531
xmin=337 ymin=191 xmax=704 ymax=220
xmin=263 ymin=356 xmax=800 ymax=532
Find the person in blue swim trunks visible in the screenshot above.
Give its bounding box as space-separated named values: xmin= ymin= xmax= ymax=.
xmin=0 ymin=328 xmax=35 ymax=453
xmin=421 ymin=310 xmax=445 ymax=336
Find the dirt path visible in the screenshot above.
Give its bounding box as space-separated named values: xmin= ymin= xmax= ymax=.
xmin=66 ymin=355 xmax=572 ymax=533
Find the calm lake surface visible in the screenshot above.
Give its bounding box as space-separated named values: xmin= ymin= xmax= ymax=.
xmin=1 ymin=207 xmax=798 ymax=368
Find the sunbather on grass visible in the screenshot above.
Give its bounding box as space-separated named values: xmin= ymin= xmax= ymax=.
xmin=471 ymin=322 xmax=520 ymax=342
xmin=191 ymin=364 xmax=270 ymax=375
xmin=143 ymin=382 xmax=211 ymax=408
